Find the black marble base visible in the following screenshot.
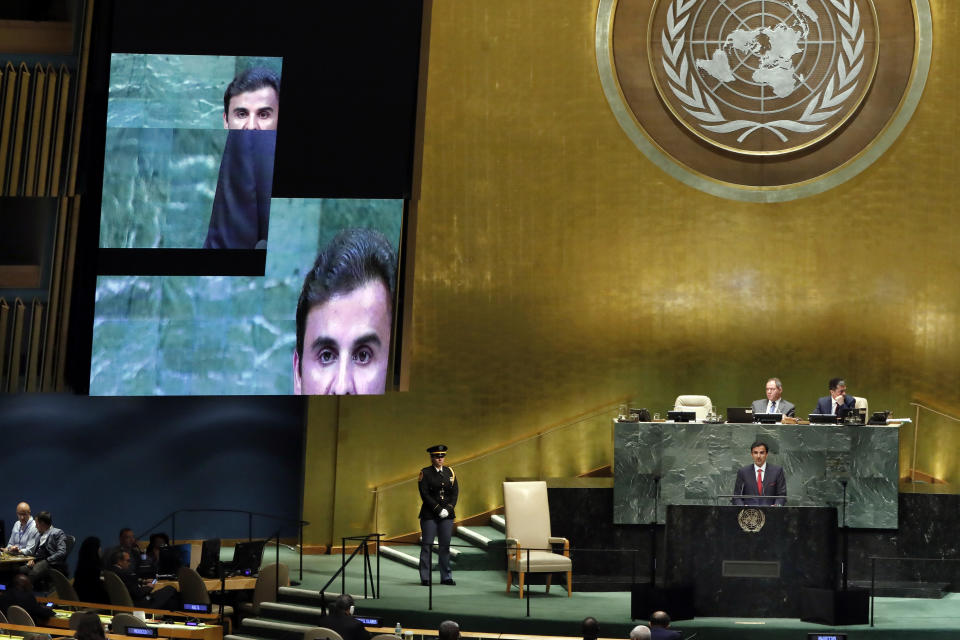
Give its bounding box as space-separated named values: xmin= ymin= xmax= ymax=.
xmin=665 ymin=505 xmax=837 ymax=617
xmin=547 ymin=487 xmax=960 ymax=597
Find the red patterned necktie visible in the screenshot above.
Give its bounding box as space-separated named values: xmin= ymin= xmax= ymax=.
xmin=757 ymin=468 xmax=763 ymax=495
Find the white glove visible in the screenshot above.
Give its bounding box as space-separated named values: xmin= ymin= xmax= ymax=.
xmin=439 ymin=508 xmax=449 ymax=518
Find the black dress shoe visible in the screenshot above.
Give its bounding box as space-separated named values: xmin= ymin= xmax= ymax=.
xmin=421 ymin=580 xmax=429 ymax=586
xmin=441 ymin=578 xmax=456 ymax=586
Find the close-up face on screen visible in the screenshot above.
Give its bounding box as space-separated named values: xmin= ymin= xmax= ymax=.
xmin=100 ymin=54 xmax=282 ymax=250
xmin=90 ymin=198 xmax=403 ymax=396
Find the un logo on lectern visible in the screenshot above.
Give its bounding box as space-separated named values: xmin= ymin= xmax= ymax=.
xmin=596 ymin=0 xmax=931 ymax=200
xmin=738 ymin=508 xmax=766 ymax=533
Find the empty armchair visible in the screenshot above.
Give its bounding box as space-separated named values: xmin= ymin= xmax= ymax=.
xmin=503 ymin=481 xmax=572 ymax=598
xmin=854 ymin=396 xmax=868 ymax=418
xmin=673 ymin=395 xmax=713 ymax=421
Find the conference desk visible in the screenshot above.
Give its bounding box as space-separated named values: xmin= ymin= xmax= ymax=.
xmin=0 ymin=621 xmax=145 ymax=640
xmin=0 ymin=553 xmax=32 ymax=567
xmin=613 ymin=420 xmax=899 ymax=528
xmin=154 ymin=575 xmax=257 ymax=592
xmin=46 ymin=610 xmax=222 ymax=640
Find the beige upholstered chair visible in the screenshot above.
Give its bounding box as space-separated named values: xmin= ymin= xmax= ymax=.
xmin=111 ymin=613 xmax=147 ymax=633
xmin=369 ymin=635 xmax=400 ymax=640
xmin=673 ymin=395 xmax=713 ymax=421
xmin=177 ymin=567 xmax=234 ymax=616
xmin=854 ymin=396 xmax=868 ymax=418
xmin=503 ymin=481 xmax=571 ymax=598
xmin=302 ymin=628 xmax=345 ymax=640
xmin=102 ymin=571 xmax=134 ymax=607
xmin=48 ymin=568 xmax=79 ymax=601
xmin=238 ymin=563 xmax=289 ymax=617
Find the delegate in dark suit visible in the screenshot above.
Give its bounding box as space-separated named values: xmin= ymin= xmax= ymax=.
xmin=733 ymin=464 xmax=787 ymax=506
xmin=650 ymin=628 xmax=682 ymax=640
xmin=814 ymin=394 xmax=856 ymax=415
xmin=750 ymin=398 xmax=796 ymax=418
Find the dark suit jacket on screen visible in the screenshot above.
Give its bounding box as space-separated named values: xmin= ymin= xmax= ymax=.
xmin=814 ymin=394 xmax=856 ymax=415
xmin=750 ymin=398 xmax=796 ymax=418
xmin=203 ymin=129 xmax=276 ymax=249
xmin=733 ymin=463 xmax=786 ymax=506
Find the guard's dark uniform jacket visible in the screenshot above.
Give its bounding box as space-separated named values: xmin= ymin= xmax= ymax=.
xmin=418 ymin=465 xmax=458 ymax=520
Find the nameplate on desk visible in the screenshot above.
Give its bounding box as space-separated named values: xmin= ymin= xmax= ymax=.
xmin=182 ymin=603 xmax=212 ymax=614
xmin=125 ymin=628 xmax=158 ymax=638
xmin=354 ymin=616 xmax=381 ymax=626
xmin=722 ymin=560 xmax=780 ymax=578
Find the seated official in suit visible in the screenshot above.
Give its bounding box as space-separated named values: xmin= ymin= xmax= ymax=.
xmin=0 ymin=574 xmax=53 ymax=624
xmin=648 ymin=611 xmax=682 ymax=640
xmin=733 ymin=441 xmax=786 ymax=506
xmin=751 ymin=377 xmax=796 ymax=417
xmin=316 ymin=594 xmax=371 ymax=640
xmin=813 ymin=377 xmax=856 ymax=415
xmin=106 ymin=549 xmax=179 ymax=610
xmin=20 ymin=511 xmax=68 ymax=581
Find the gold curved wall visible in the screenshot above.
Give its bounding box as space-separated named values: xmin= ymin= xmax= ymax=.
xmin=303 ymin=0 xmax=960 ymax=545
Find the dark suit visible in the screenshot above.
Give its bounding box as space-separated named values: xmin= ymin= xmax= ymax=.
xmin=650 ymin=627 xmax=682 ymax=640
xmin=750 ymin=398 xmax=796 ymax=418
xmin=106 ymin=565 xmax=178 ymax=610
xmin=21 ymin=526 xmax=68 ymax=581
xmin=0 ymin=588 xmax=53 ymax=624
xmin=814 ymin=394 xmax=856 ymax=415
xmin=418 ymin=465 xmax=458 ymax=582
xmin=203 ymin=129 xmax=275 ymax=249
xmin=316 ymin=613 xmax=371 ymax=640
xmin=733 ymin=464 xmax=786 ymax=506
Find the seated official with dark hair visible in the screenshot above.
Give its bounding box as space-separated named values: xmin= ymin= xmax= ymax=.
xmin=106 ymin=549 xmax=179 ymax=610
xmin=20 ymin=511 xmax=68 ymax=581
xmin=814 ymin=377 xmax=856 ymax=415
xmin=316 ymin=594 xmax=370 ymax=640
xmin=293 ymin=228 xmax=398 ymax=395
xmin=0 ymin=575 xmax=53 ymax=624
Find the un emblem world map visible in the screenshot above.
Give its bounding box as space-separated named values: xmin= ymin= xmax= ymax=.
xmin=649 ymin=0 xmax=879 ymax=154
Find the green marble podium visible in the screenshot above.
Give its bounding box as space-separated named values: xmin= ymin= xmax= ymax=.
xmin=613 ymin=421 xmax=899 ymax=528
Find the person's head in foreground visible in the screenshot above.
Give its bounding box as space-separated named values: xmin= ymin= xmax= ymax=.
xmin=628 ymin=625 xmax=651 ymax=640
xmin=649 ymin=610 xmax=672 ymax=629
xmin=223 ymin=67 xmax=280 ymax=130
xmin=582 ymin=617 xmax=600 ymax=640
xmin=74 ymin=611 xmax=107 ymax=640
xmin=438 ymin=621 xmax=460 ymax=640
xmin=294 ymin=228 xmax=397 ymax=395
xmin=332 ymin=593 xmax=354 ymax=616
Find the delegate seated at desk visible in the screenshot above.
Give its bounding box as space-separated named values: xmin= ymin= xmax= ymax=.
xmin=814 ymin=377 xmax=856 ymax=415
xmin=732 ymin=441 xmax=786 ymax=506
xmin=4 ymin=502 xmax=39 ymax=556
xmin=751 ymin=377 xmax=796 ymax=418
xmin=0 ymin=574 xmax=53 ymax=624
xmin=106 ymin=549 xmax=179 ymax=610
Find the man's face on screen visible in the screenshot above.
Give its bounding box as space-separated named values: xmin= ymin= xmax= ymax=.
xmin=223 ymin=87 xmax=279 ymax=130
xmin=293 ymin=279 xmax=392 ymax=395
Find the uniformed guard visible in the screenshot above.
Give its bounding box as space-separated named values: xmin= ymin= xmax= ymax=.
xmin=418 ymin=444 xmax=459 ymax=586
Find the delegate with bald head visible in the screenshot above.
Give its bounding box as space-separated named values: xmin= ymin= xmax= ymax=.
xmin=4 ymin=502 xmax=38 ymax=555
xmin=294 ymin=228 xmax=397 ymax=395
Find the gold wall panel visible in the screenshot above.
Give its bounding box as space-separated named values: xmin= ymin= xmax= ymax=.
xmin=302 ymin=0 xmax=960 ymax=545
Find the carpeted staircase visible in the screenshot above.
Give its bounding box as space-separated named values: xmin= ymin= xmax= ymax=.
xmin=227 ymin=516 xmax=507 ymax=640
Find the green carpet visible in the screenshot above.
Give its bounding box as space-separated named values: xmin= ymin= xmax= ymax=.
xmin=268 ymin=546 xmax=960 ymax=639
